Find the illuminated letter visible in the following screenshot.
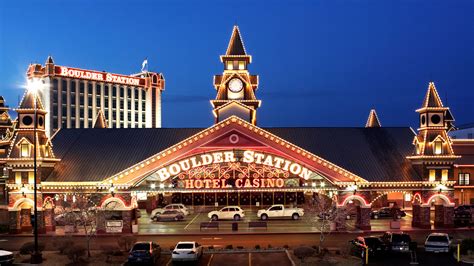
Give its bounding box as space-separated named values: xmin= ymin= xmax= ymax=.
xmin=190 ymin=156 xmax=202 ymax=168
xmin=299 ymin=167 xmax=312 ymax=180
xmin=276 ymin=179 xmax=284 ymax=188
xmin=106 ymin=73 xmax=112 ymax=82
xmin=235 ymin=179 xmax=243 ymax=188
xmin=244 ymin=179 xmax=252 ymax=188
xmin=201 ymin=154 xmax=213 ymax=166
xmin=212 ymin=179 xmax=220 ymax=188
xmin=266 ymin=179 xmax=275 ymax=187
xmin=221 ymin=179 xmax=227 ymax=187
xmin=252 ymin=179 xmax=260 ymax=188
xmin=282 ymin=160 xmax=291 ymax=171
xmin=60 ymin=67 xmax=68 ymax=76
xmin=212 ymin=152 xmax=223 ymax=163
xmin=223 ymin=151 xmax=235 ymax=162
xmin=254 ymin=152 xmax=265 ymax=164
xmin=203 ymin=179 xmax=212 ymax=188
xmin=179 ymin=159 xmax=191 ymax=171
xmin=168 ymin=164 xmax=181 ymax=175
xmin=184 ymin=180 xmax=194 ymax=189
xmin=194 ymin=180 xmax=203 ymax=189
xmin=156 ymin=168 xmax=170 ymax=181
xmin=243 ymin=150 xmax=254 ymax=163
xmin=262 ymin=155 xmax=274 ymax=167
xmin=289 ymin=163 xmax=302 ymax=176
xmin=273 ymin=157 xmax=284 ymax=168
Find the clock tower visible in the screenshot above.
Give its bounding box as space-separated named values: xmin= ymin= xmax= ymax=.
xmin=212 ymin=26 xmax=260 ymax=125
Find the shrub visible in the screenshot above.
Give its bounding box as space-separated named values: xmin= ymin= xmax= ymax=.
xmin=461 ymin=238 xmax=474 ymax=255
xmin=117 ymin=235 xmax=137 ymax=252
xmin=19 ymin=242 xmax=45 ymax=255
xmin=267 ymin=244 xmax=273 ymax=249
xmin=101 ymin=245 xmax=122 ymax=262
xmin=0 ymin=224 xmax=9 ymax=233
xmin=66 ymin=245 xmax=86 ymax=263
xmin=53 ymin=237 xmax=75 ymax=254
xmin=225 ymin=244 xmax=233 ymax=250
xmin=294 ymin=246 xmax=315 ymax=263
xmin=283 ymin=244 xmax=289 ymax=249
xmin=237 ymin=246 xmax=244 ymax=249
xmin=255 ymin=244 xmax=261 ymax=250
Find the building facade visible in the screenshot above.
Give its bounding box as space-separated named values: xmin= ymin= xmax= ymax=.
xmin=26 ymin=57 xmax=165 ymax=136
xmin=1 ymin=26 xmax=473 ymax=234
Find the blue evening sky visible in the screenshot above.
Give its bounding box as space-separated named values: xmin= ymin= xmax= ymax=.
xmin=0 ymin=0 xmax=473 ymax=128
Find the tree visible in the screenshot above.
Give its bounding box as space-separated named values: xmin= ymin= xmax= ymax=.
xmin=55 ymin=194 xmax=103 ymax=257
xmin=309 ymin=193 xmax=347 ymax=254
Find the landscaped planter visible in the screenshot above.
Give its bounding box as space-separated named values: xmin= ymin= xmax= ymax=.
xmin=65 ymin=225 xmax=77 ymax=233
xmin=132 ymin=224 xmax=138 ymax=234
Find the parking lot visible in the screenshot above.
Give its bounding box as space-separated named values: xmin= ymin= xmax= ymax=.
xmin=137 ymin=207 xmax=416 ymax=234
xmin=156 ymin=251 xmax=292 ymax=266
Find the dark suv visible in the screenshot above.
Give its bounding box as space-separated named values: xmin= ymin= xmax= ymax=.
xmin=128 ymin=241 xmax=161 ymax=265
xmin=349 ymin=236 xmax=387 ymax=258
xmin=381 ymin=232 xmax=411 ymax=253
xmin=371 ymin=207 xmax=406 ymax=219
xmin=454 ymin=205 xmax=474 ymax=226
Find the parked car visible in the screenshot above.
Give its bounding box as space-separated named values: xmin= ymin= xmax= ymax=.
xmin=0 ymin=250 xmax=14 ymax=265
xmin=54 ymin=212 xmax=81 ymax=226
xmin=381 ymin=232 xmax=412 ymax=253
xmin=424 ymin=233 xmax=452 ymax=253
xmin=349 ymin=236 xmax=387 ymax=258
xmin=151 ymin=210 xmax=185 ymax=222
xmin=151 ymin=204 xmax=189 ymax=218
xmin=454 ymin=205 xmax=474 ymax=225
xmin=371 ymin=207 xmax=406 ymax=219
xmin=172 ymin=241 xmax=203 ymax=262
xmin=208 ymin=206 xmax=245 ymax=221
xmin=128 ymin=241 xmax=161 ymax=265
xmin=257 ymin=204 xmax=304 ymax=220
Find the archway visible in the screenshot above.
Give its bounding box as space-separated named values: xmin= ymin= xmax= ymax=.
xmin=10 ymin=198 xmax=35 ymax=232
xmin=422 ymin=194 xmax=455 ymax=228
xmin=337 ymin=194 xmax=371 ymax=230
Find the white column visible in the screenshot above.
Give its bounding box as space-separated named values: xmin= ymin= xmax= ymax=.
xmin=146 ymin=88 xmax=152 ymax=128
xmin=108 ymin=84 xmax=113 ymax=128
xmin=84 ymin=80 xmax=88 ymax=128
xmin=123 ymin=85 xmax=128 ymax=128
xmin=115 ymin=85 xmax=120 ymax=128
xmin=155 ymin=89 xmax=161 ymax=128
xmin=66 ymin=79 xmax=71 ymax=128
xmin=100 ymin=83 xmax=105 ymax=114
xmin=131 ymin=87 xmax=135 ymax=128
xmin=138 ymin=88 xmax=143 ymax=128
xmin=75 ymin=80 xmax=80 ymax=128
xmin=92 ymin=81 xmax=97 ymax=123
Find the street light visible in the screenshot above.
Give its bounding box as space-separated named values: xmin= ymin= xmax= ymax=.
xmin=28 ymin=78 xmax=42 ymax=264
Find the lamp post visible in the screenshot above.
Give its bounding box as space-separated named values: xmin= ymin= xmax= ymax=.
xmin=29 ymin=79 xmax=42 ymax=264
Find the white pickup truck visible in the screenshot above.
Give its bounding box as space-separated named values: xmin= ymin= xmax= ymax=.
xmin=257 ymin=204 xmax=305 ymax=220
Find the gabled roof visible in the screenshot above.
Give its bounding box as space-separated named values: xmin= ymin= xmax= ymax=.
xmin=365 ymin=109 xmax=381 ymax=128
xmin=17 ymin=90 xmax=44 ymax=110
xmin=47 ymin=122 xmax=420 ymax=183
xmin=93 ymin=110 xmax=108 ymax=129
xmin=421 ymin=82 xmax=444 ymax=108
xmin=226 ymin=26 xmax=247 ymax=56
xmin=46 ymin=55 xmax=54 ymax=64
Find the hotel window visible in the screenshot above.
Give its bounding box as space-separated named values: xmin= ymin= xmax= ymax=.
xmin=227 ymin=61 xmax=233 ymax=70
xmin=459 ymin=173 xmax=470 ymax=185
xmin=238 ymin=61 xmax=245 ymax=70
xmin=28 ymin=171 xmax=34 ymax=184
xmin=441 ymin=169 xmax=448 ymax=182
xmin=434 ymin=140 xmax=443 ymax=155
xmin=469 ymin=133 xmax=473 ymax=139
xmin=429 ymin=169 xmax=436 ymax=182
xmin=15 ymin=172 xmax=21 ymax=184
xmin=20 ymin=143 xmax=30 ymax=157
xmin=415 ymin=144 xmax=421 ymax=155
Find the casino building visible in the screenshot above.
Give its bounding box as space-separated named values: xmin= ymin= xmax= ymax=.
xmin=26 ymin=58 xmax=165 ymax=136
xmin=1 ymin=26 xmax=473 ymax=234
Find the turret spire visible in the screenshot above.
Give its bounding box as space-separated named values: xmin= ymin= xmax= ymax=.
xmin=365 ymin=109 xmax=381 ymax=128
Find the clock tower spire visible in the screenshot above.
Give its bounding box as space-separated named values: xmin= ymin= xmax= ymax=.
xmin=212 ymin=26 xmax=260 ymax=125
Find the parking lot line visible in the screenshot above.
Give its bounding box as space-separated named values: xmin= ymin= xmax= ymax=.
xmin=207 ymin=254 xmax=214 ymax=266
xmin=248 ymin=252 xmax=251 ymax=266
xmin=184 ymin=213 xmax=200 ymax=230
xmin=166 ymin=258 xmax=172 ymax=266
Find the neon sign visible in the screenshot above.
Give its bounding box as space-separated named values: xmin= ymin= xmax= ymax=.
xmin=156 ymin=150 xmax=312 ymax=181
xmin=184 ymin=178 xmax=285 ymax=189
xmin=56 ymin=66 xmax=142 ymax=86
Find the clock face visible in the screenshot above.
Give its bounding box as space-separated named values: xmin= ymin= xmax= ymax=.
xmin=228 ymin=78 xmax=243 ymax=93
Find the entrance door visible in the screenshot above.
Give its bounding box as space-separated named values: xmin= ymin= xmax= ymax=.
xmin=20 ymin=208 xmax=32 ymax=232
